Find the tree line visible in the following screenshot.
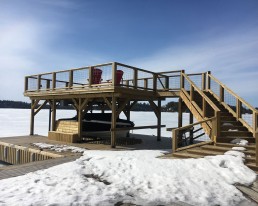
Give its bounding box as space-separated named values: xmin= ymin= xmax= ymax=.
xmin=1 ymin=100 xmax=257 ymax=112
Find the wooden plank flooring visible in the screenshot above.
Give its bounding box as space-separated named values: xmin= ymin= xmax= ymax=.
xmin=0 ymin=155 xmax=80 ymax=180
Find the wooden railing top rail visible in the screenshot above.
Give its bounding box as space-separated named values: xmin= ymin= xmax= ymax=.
xmin=116 ymin=62 xmax=157 ymax=75
xmin=208 ymin=73 xmax=258 ymax=113
xmin=168 ymin=117 xmax=216 ymax=132
xmin=25 ymin=62 xmax=113 ymax=78
xmin=182 ymin=73 xmax=220 ymax=113
xmin=187 ymin=72 xmax=206 ymax=76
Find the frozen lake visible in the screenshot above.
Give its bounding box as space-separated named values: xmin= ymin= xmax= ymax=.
xmin=0 ymin=109 xmax=190 ymax=138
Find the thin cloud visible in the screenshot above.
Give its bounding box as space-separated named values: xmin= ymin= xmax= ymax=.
xmin=129 ymin=28 xmax=258 ymax=105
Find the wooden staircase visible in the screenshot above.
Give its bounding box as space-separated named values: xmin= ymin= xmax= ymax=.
xmin=170 ymin=71 xmax=258 ymax=172
xmin=204 ymin=91 xmax=255 ymax=144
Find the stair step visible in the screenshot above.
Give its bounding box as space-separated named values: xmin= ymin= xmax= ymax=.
xmin=246 ymin=163 xmax=258 ymax=172
xmin=215 ymin=143 xmax=256 ymax=150
xmin=220 ymin=131 xmax=253 ymax=137
xmin=245 ymin=157 xmax=256 ymax=164
xmin=220 ymin=112 xmax=233 ymax=117
xmin=172 ymin=152 xmax=204 ymax=159
xmin=217 ymin=136 xmax=255 ymax=143
xmin=221 ymin=121 xmax=242 ymax=126
xmin=221 ymin=125 xmax=248 ymax=131
xmin=236 ymin=185 xmax=258 ymax=202
xmin=187 ymin=148 xmax=224 ymax=156
xmin=201 ymin=145 xmax=255 ymax=155
xmin=220 ymin=116 xmax=237 ymax=121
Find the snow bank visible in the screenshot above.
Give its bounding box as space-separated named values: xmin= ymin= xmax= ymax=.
xmin=0 ymin=150 xmax=256 ymax=206
xmin=231 ymin=138 xmax=249 ymax=146
xmin=231 ymin=147 xmax=246 ymax=151
xmin=32 ymin=143 xmax=87 ymax=153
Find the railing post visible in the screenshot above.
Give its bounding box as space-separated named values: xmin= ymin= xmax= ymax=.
xmin=52 ymin=72 xmax=56 ymax=90
xmin=88 ymin=67 xmax=93 ymax=87
xmin=207 ymin=71 xmax=211 ymax=90
xmin=180 ymin=70 xmax=185 ymax=89
xmin=219 ymin=85 xmax=224 ymax=102
xmin=203 ymin=98 xmax=207 ymax=117
xmin=153 ymin=74 xmax=157 ymax=91
xmin=69 ymin=70 xmax=73 ymax=88
xmin=253 ymin=112 xmax=258 ymax=137
xmin=172 ymin=129 xmax=178 ymax=153
xmin=112 ymin=62 xmax=117 ymax=87
xmin=202 ymin=73 xmax=206 ymax=91
xmin=37 ymin=75 xmax=41 ymax=92
xmin=133 ymin=68 xmax=138 ymax=89
xmin=46 ymin=80 xmax=50 ymax=90
xmin=190 ymin=85 xmax=194 ymax=101
xmin=24 ymin=77 xmax=28 ymax=92
xmin=236 ymin=99 xmax=241 ymax=120
xmin=144 ymin=79 xmax=148 ymax=90
xmin=255 ymin=128 xmax=258 ymax=166
xmin=165 ymin=76 xmax=169 ymax=90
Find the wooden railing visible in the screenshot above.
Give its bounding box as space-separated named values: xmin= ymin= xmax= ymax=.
xmin=181 ymin=72 xmax=221 ymax=140
xmin=24 ymin=62 xmax=184 ymax=93
xmin=170 ymin=117 xmax=216 ymax=152
xmin=207 ymin=73 xmax=258 ymax=137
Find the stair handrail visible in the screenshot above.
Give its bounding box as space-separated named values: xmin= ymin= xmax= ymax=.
xmin=207 ymin=73 xmax=258 ymax=136
xmin=180 ymin=72 xmax=221 ymax=143
xmin=171 ymin=117 xmax=216 ymax=152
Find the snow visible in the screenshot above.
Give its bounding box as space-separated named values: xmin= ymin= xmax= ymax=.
xmin=231 ymin=147 xmax=247 ymax=151
xmin=32 ymin=143 xmax=87 ymax=153
xmin=0 ymin=150 xmax=256 ymax=206
xmin=230 ymin=138 xmax=249 ymax=146
xmin=224 ymin=150 xmax=245 ymax=158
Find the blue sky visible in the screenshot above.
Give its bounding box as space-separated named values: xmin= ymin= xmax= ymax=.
xmin=0 ymin=0 xmax=258 ymax=105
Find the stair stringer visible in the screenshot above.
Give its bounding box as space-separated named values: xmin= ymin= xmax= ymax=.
xmin=180 ymin=89 xmax=212 ymax=138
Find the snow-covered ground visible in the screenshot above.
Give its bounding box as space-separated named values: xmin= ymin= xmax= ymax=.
xmin=0 ymin=150 xmax=256 ymax=206
xmin=0 ymin=109 xmax=257 ymax=205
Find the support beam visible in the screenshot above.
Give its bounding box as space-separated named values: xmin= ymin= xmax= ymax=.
xmin=178 ymin=98 xmax=183 ymax=128
xmin=111 ymin=95 xmax=117 ymax=148
xmin=148 ymin=100 xmax=159 ymax=117
xmin=51 ymin=100 xmax=56 ymax=131
xmin=189 ymin=112 xmax=193 ymax=144
xmin=116 ymin=98 xmax=130 ymax=119
xmin=35 ymin=100 xmax=47 ymax=116
xmin=78 ymin=98 xmax=83 ymax=141
xmin=103 ymin=97 xmax=112 ymax=110
xmin=157 ymin=99 xmax=162 ymax=141
xmin=30 ymin=99 xmax=35 ymax=135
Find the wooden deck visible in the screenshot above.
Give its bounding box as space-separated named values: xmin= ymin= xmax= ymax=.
xmin=0 ymin=155 xmax=79 ymax=180
xmin=0 ymin=134 xmax=172 ymax=180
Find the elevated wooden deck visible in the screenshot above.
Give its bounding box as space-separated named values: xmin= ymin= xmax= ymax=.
xmin=22 ymin=61 xmax=258 ymax=166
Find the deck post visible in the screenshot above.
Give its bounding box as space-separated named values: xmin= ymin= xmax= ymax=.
xmin=157 ymin=99 xmax=162 ymax=141
xmin=202 ymin=73 xmax=206 ymax=91
xmin=178 ymin=97 xmax=183 ymax=127
xmin=48 ymin=107 xmax=51 ymax=131
xmin=111 ymin=95 xmax=117 ymax=148
xmin=51 ymin=100 xmax=56 ymax=131
xmin=180 ymin=70 xmax=185 ymax=89
xmin=30 ymin=99 xmax=35 ymax=135
xmin=112 ymin=62 xmax=117 ymax=87
xmin=189 ymin=112 xmax=193 ymax=144
xmin=78 ymin=98 xmax=82 ymax=141
xmin=207 ymin=71 xmax=211 ymax=90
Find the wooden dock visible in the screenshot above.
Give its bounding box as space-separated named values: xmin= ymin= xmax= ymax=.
xmin=0 ymin=155 xmax=79 ymax=180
